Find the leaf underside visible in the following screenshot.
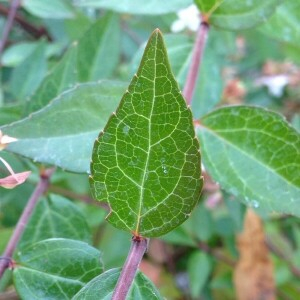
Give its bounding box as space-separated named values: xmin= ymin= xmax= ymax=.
xmin=90 ymin=29 xmax=203 ymax=238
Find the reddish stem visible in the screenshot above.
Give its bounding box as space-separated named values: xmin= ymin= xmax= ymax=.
xmin=112 ymin=237 xmax=148 ymax=300
xmin=0 ymin=168 xmax=55 ymax=279
xmin=0 ymin=0 xmax=21 ymax=57
xmin=183 ymin=20 xmax=210 ymax=105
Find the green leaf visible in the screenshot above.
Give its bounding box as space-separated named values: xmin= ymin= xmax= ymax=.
xmin=13 ymin=238 xmax=103 ymax=299
xmin=196 ymin=0 xmax=282 ymax=30
xmin=188 ymin=252 xmax=212 ymax=298
xmin=75 ymin=0 xmax=192 ymax=15
xmin=77 ymin=13 xmax=120 ymax=82
xmin=90 ymin=29 xmax=203 ymax=237
xmin=259 ymin=1 xmax=300 ymax=54
xmin=27 ymin=43 xmax=78 ymax=113
xmin=0 ymin=104 xmax=24 ymax=126
xmin=196 ymin=106 xmax=300 ymax=216
xmin=9 ymin=41 xmax=47 ymax=101
xmin=27 ymin=13 xmax=120 ymax=113
xmin=22 ymin=0 xmax=74 ymax=19
xmin=19 ymin=194 xmax=92 ymax=249
xmin=72 ymin=268 xmax=163 ymax=299
xmin=2 ymin=81 xmax=126 ymax=173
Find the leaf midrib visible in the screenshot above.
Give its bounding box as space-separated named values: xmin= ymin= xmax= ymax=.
xmin=135 ymin=33 xmax=158 ymax=235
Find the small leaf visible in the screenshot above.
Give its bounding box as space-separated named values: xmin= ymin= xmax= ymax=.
xmin=19 ymin=195 xmax=92 ymax=249
xmin=196 ymin=0 xmax=282 ymax=30
xmin=2 ymin=81 xmax=126 ymax=173
xmin=13 ymin=238 xmax=103 ymax=300
xmin=196 ymin=106 xmax=300 ymax=216
xmin=72 ymin=268 xmax=163 ymax=300
xmin=22 ymin=0 xmax=74 ymax=19
xmin=0 ymin=171 xmax=31 ymax=189
xmin=90 ymin=29 xmax=203 ymax=237
xmin=75 ymin=0 xmax=192 ymax=15
xmin=234 ymin=209 xmax=276 ymax=299
xmin=188 ymin=252 xmax=212 ymax=298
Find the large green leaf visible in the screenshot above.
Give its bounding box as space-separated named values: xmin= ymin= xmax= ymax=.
xmin=13 ymin=238 xmax=103 ymax=299
xmin=90 ymin=30 xmax=203 ymax=237
xmin=75 ymin=0 xmax=192 ymax=15
xmin=2 ymin=81 xmax=126 ymax=173
xmin=72 ymin=268 xmax=163 ymax=299
xmin=196 ymin=0 xmax=282 ymax=30
xmin=196 ymin=106 xmax=300 ymax=216
xmin=19 ymin=194 xmax=92 ymax=249
xmin=27 ymin=13 xmax=120 ymax=113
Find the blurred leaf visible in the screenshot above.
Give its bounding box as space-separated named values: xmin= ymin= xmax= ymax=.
xmin=19 ymin=194 xmax=92 ymax=249
xmin=0 ymin=227 xmax=13 ymax=253
xmin=196 ymin=0 xmax=282 ymax=30
xmin=22 ymin=0 xmax=74 ymax=19
xmin=0 ymin=104 xmax=24 ymax=126
xmin=27 ymin=13 xmax=120 ymax=113
xmin=9 ymin=41 xmax=47 ymax=101
xmin=73 ymin=268 xmax=163 ymax=299
xmin=188 ymin=252 xmax=212 ymax=298
xmin=2 ymin=81 xmax=126 ymax=173
xmin=291 ymin=114 xmax=300 ymax=132
xmin=97 ymin=224 xmax=131 ymax=269
xmin=196 ymin=106 xmax=300 ymax=217
xmin=75 ymin=0 xmax=192 ymax=15
xmin=259 ymin=1 xmax=300 ymax=51
xmin=14 ymin=238 xmax=103 ymax=299
xmin=2 ymin=42 xmax=60 ymax=67
xmin=234 ymin=209 xmax=276 ymax=299
xmin=27 ymin=43 xmax=78 ymax=113
xmin=90 ymin=30 xmax=203 ymax=237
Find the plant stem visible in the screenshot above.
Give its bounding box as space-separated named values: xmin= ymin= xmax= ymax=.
xmin=0 ymin=167 xmax=55 ymax=279
xmin=183 ymin=19 xmax=210 ymax=105
xmin=0 ymin=0 xmax=21 ymax=58
xmin=112 ymin=238 xmax=148 ymax=300
xmin=0 ymin=5 xmax=52 ymax=41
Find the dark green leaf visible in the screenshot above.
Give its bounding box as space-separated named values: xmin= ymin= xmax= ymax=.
xmin=90 ymin=30 xmax=203 ymax=237
xmin=72 ymin=268 xmax=163 ymax=299
xmin=2 ymin=81 xmax=126 ymax=173
xmin=19 ymin=194 xmax=92 ymax=249
xmin=197 ymin=106 xmax=300 ymax=216
xmin=75 ymin=0 xmax=192 ymax=15
xmin=196 ymin=0 xmax=282 ymax=30
xmin=14 ymin=238 xmax=103 ymax=299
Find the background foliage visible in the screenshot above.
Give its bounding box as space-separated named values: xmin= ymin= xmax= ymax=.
xmin=0 ymin=0 xmax=300 ymax=299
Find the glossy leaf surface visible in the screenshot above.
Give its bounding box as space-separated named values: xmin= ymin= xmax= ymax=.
xmin=197 ymin=106 xmax=300 ymax=216
xmin=73 ymin=268 xmax=163 ymax=299
xmin=2 ymin=82 xmax=126 ymax=173
xmin=14 ymin=239 xmax=103 ymax=299
xmin=75 ymin=0 xmax=192 ymax=15
xmin=90 ymin=30 xmax=203 ymax=237
xmin=19 ymin=195 xmax=91 ymax=249
xmin=196 ymin=0 xmax=282 ymax=30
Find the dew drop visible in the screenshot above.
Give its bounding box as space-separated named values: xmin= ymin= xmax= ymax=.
xmin=250 ymin=199 xmax=259 ymax=208
xmin=162 ymin=165 xmax=168 ymax=174
xmin=123 ymin=125 xmax=130 ymax=135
